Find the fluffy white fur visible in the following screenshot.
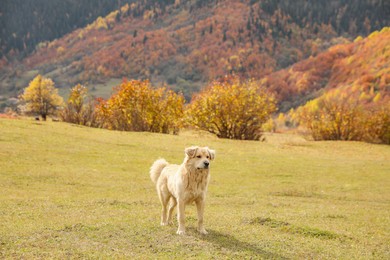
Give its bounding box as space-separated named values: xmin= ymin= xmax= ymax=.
xmin=150 ymin=146 xmax=215 ymax=235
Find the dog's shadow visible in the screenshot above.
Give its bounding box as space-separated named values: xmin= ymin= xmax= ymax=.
xmin=191 ymin=228 xmax=288 ymax=259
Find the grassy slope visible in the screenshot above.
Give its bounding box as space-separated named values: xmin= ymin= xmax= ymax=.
xmin=0 ymin=118 xmax=389 ymax=259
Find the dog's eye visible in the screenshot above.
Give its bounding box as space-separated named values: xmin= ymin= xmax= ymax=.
xmin=206 ymin=156 xmax=209 ymax=159
xmin=196 ymin=155 xmax=201 ymax=158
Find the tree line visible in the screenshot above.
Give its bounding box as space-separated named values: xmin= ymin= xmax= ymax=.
xmin=258 ymin=0 xmax=389 ymax=35
xmin=16 ymin=74 xmax=389 ymax=144
xmin=18 ymin=74 xmax=276 ymax=140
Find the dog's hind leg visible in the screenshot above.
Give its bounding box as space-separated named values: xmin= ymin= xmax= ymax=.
xmin=167 ymin=197 xmax=177 ymax=225
xmin=157 ymin=189 xmax=170 ymax=226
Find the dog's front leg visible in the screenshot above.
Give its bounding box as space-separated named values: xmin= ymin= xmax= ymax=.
xmin=196 ymin=198 xmax=208 ymax=235
xmin=176 ymin=199 xmax=186 ymax=235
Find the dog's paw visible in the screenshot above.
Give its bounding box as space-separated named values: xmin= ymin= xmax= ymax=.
xmin=160 ymin=222 xmax=168 ymax=226
xmin=198 ymin=228 xmax=208 ymax=235
xmin=176 ymin=229 xmax=186 ymax=235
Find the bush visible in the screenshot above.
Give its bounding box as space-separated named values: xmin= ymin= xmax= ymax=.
xmin=185 ymin=76 xmax=276 ymax=140
xmin=365 ymin=105 xmax=390 ymax=144
xmin=294 ymin=90 xmax=390 ymax=144
xmin=296 ymin=91 xmax=364 ymax=141
xmin=60 ymin=84 xmax=99 ymax=127
xmin=96 ymin=79 xmax=184 ymax=134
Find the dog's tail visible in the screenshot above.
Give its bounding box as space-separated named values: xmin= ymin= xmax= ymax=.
xmin=150 ymin=159 xmax=169 ymax=184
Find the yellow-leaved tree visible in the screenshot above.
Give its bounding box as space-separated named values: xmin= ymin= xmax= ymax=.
xmin=60 ymin=84 xmax=98 ymax=126
xmin=185 ymin=76 xmax=277 ymax=140
xmin=19 ymin=75 xmax=64 ymax=121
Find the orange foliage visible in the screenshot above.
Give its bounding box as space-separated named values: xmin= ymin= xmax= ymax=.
xmin=20 ymin=0 xmax=343 ymax=90
xmin=263 ymin=27 xmax=390 ymax=112
xmin=96 ymin=79 xmax=184 ymax=134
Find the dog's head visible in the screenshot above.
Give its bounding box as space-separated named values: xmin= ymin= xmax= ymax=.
xmin=185 ymin=146 xmax=215 ymax=170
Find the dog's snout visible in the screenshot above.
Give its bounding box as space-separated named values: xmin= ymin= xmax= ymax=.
xmin=204 ymin=161 xmax=209 ymax=167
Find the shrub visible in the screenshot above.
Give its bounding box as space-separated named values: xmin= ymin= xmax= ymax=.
xmin=96 ymin=79 xmax=184 ymax=134
xmin=60 ymin=84 xmax=99 ymax=127
xmin=296 ymin=90 xmax=365 ymax=141
xmin=185 ymin=76 xmax=277 ymax=140
xmin=364 ymin=104 xmax=390 ymax=144
xmin=294 ymin=89 xmax=390 ymax=144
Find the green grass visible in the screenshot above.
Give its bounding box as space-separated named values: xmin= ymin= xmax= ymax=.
xmin=0 ymin=118 xmax=389 ymax=259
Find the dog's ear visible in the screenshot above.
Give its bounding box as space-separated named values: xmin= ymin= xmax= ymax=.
xmin=207 ymin=148 xmax=216 ymax=161
xmin=185 ymin=146 xmax=198 ymax=158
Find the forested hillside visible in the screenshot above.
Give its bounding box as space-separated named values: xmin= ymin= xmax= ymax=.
xmin=263 ymin=27 xmax=390 ymax=111
xmin=0 ymin=0 xmax=137 ymax=58
xmin=0 ymin=0 xmax=389 ymax=106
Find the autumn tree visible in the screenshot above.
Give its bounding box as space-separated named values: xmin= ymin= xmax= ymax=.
xmin=19 ymin=75 xmax=63 ymax=120
xmin=60 ymin=84 xmax=98 ymax=126
xmin=185 ymin=76 xmax=277 ymax=140
xmin=96 ymin=79 xmax=184 ymax=134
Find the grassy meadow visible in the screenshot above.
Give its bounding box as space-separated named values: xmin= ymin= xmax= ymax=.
xmin=0 ymin=118 xmax=389 ymax=259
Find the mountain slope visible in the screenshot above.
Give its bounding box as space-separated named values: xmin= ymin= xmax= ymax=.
xmin=262 ymin=27 xmax=390 ymax=111
xmin=0 ymin=0 xmax=389 ymax=107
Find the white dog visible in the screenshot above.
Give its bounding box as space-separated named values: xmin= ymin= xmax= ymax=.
xmin=150 ymin=146 xmax=215 ymax=235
